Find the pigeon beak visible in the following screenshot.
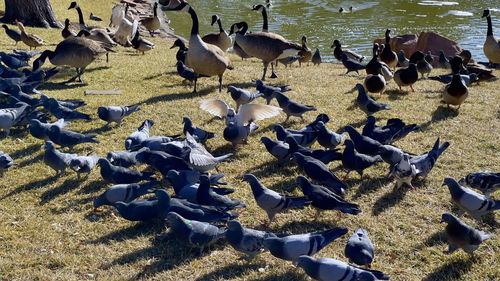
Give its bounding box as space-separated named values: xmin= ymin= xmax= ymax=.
xmin=440 ymin=218 xmax=445 ymax=223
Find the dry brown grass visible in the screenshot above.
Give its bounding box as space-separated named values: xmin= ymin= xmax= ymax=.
xmin=0 ymin=1 xmax=500 ymax=280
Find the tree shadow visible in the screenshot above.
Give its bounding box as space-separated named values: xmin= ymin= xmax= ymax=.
xmin=194 ymin=262 xmax=264 ymax=281
xmin=372 ymin=185 xmax=409 ymax=216
xmin=0 ymin=175 xmax=57 ymax=200
xmin=422 ymin=257 xmax=476 ymax=281
xmin=39 ymin=177 xmax=82 ymax=205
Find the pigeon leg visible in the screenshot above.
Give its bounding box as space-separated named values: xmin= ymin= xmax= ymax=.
xmin=77 ymin=173 xmax=81 ymax=181
xmin=410 ymin=85 xmax=415 ymax=92
xmin=343 ymin=171 xmax=351 ymax=180
xmin=157 ymin=231 xmax=173 ymax=242
xmin=443 ymin=244 xmax=456 ymax=254
xmin=283 ymin=115 xmax=290 ymax=123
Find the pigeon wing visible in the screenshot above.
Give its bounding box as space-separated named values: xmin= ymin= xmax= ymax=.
xmin=199 ymin=99 xmax=229 ymax=118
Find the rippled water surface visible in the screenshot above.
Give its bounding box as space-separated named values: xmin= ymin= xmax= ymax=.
xmin=165 ymin=0 xmax=499 ymax=62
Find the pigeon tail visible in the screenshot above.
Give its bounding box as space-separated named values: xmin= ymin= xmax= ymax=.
xmin=125 ymin=104 xmax=141 ymax=116
xmin=339 ymin=202 xmax=362 ymax=215
xmin=317 ymin=227 xmax=349 ymax=249
xmin=285 ymin=196 xmax=312 ymax=209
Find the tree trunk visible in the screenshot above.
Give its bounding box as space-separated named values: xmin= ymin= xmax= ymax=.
xmin=1 ymin=0 xmax=62 ymax=28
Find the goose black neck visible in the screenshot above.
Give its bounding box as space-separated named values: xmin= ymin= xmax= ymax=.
xmin=239 ymin=22 xmax=249 ymax=35
xmin=262 ymin=8 xmax=268 ymax=32
xmin=153 ymin=4 xmax=157 ymax=17
xmin=76 ymin=6 xmax=85 ymax=26
xmin=217 ymin=19 xmax=224 ymax=33
xmin=188 ymin=7 xmax=199 ymax=35
xmin=39 ymin=50 xmax=55 ymax=63
xmin=486 ymin=15 xmax=493 ymax=36
xmin=385 ymin=33 xmax=390 ymax=45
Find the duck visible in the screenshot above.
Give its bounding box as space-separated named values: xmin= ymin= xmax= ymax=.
xmin=443 ymin=56 xmax=468 ymax=111
xmin=201 ymin=15 xmax=232 ymax=52
xmin=311 ymin=48 xmax=321 ymax=66
xmin=379 ymin=29 xmax=397 ymax=70
xmin=397 ymin=50 xmax=409 ymax=67
xmin=393 ymin=63 xmax=418 ymax=93
xmin=298 ymin=35 xmax=312 ymax=66
xmin=170 ymin=39 xmax=188 ymax=63
xmin=438 ymin=50 xmax=451 ymax=69
xmin=32 ymin=37 xmax=113 ymax=83
xmin=252 ymin=4 xmax=269 ymax=32
xmin=2 ymin=24 xmax=21 ymax=45
xmin=366 ymin=43 xmax=393 ymax=81
xmin=164 ymin=2 xmax=233 ymax=93
xmin=364 ymin=65 xmax=386 ymax=95
xmin=131 ymin=30 xmax=155 ymax=55
xmin=482 ymin=9 xmax=500 ymax=64
xmin=140 ymin=2 xmax=161 ymax=36
xmin=15 ymin=20 xmax=45 ymax=50
xmin=332 ymin=39 xmax=364 ymax=62
xmin=62 ymin=18 xmax=77 ymax=39
xmin=229 ymin=21 xmax=303 ymax=80
xmin=458 ymin=49 xmax=496 ymax=84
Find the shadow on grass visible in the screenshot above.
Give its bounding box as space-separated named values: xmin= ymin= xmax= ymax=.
xmin=8 ymin=143 xmax=41 ymax=159
xmin=39 ymin=177 xmax=81 ymax=205
xmin=12 ymin=152 xmax=43 ymax=169
xmin=140 ymin=86 xmax=216 ymax=105
xmin=372 ymin=185 xmax=409 ymax=216
xmin=244 ymin=160 xmax=296 ymax=181
xmin=416 ymin=230 xmax=447 ymax=250
xmin=80 ymin=124 xmax=114 ymax=135
xmin=353 ymin=176 xmax=394 ymax=199
xmin=420 ymin=106 xmax=459 ymax=131
xmin=39 ymin=81 xmax=88 ymax=91
xmin=267 ymin=177 xmax=298 ymax=193
xmin=275 ymin=220 xmax=337 ymax=234
xmin=0 ymin=175 xmax=57 ymax=200
xmin=337 ymin=119 xmax=368 ymax=132
xmin=386 ymin=89 xmax=411 ymax=100
xmin=78 ymin=179 xmax=108 ymax=194
xmin=194 ymin=262 xmax=264 ymax=281
xmin=422 ymin=257 xmax=476 ymax=281
xmin=89 ymin=219 xmax=165 ymax=244
xmin=248 ymin=271 xmax=304 ymax=281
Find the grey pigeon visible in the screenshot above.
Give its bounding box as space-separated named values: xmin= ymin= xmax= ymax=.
xmin=410 ymin=137 xmax=449 ymax=178
xmin=263 ymin=227 xmax=348 ymax=262
xmin=44 ymin=98 xmax=91 ymax=121
xmin=297 ymin=255 xmax=391 ymax=281
xmin=28 ymin=119 xmax=69 ymax=141
xmin=93 ymin=181 xmax=158 ymax=210
xmin=342 ymin=139 xmax=383 ymax=178
xmin=0 ymin=150 xmax=16 ymax=177
xmin=255 ymin=79 xmax=291 ymax=105
xmin=113 ymin=189 xmax=169 ymax=221
xmin=47 ymin=126 xmax=99 ymax=148
xmin=176 ymin=61 xmax=208 ymax=82
xmin=344 ymin=125 xmax=383 ymax=156
xmin=13 ymin=49 xmax=41 ymax=60
xmin=389 ymin=153 xmax=417 ymax=189
xmin=106 ymin=149 xmax=145 ymax=168
xmin=277 ymin=55 xmax=303 ymax=67
xmin=293 ymin=152 xmax=347 ymax=196
xmin=185 ymin=133 xmax=232 ymax=172
xmin=341 ymin=53 xmax=366 ymax=75
xmin=397 ymin=50 xmax=409 ymax=67
xmin=227 ymin=86 xmax=263 ymax=111
xmin=2 ymin=25 xmax=21 ymax=45
xmin=274 ymin=92 xmax=317 ymax=123
xmin=135 ymin=148 xmax=189 ymax=175
xmin=0 ymin=102 xmax=29 ymax=136
xmin=0 ymin=52 xmax=29 ymax=69
xmin=164 ymin=211 xmax=227 ymax=255
xmin=130 ymin=135 xmax=180 ymax=151
xmin=40 ymin=94 xmax=86 ymax=110
xmin=314 ymin=121 xmax=346 ymax=149
xmin=438 ymin=50 xmax=451 ymax=69
xmin=297 ymin=176 xmax=361 ymax=218
xmin=285 ymin=136 xmax=342 ymax=165
xmin=352 ymin=84 xmax=391 ymax=115
xmin=97 ymin=104 xmax=141 ymax=127
xmin=274 ymin=124 xmax=317 ymax=147
xmin=125 ymin=119 xmax=154 ymax=150
xmin=43 ymin=141 xmax=77 ymax=177
xmin=377 ymin=144 xmax=404 ymax=166
xmin=97 ymin=158 xmax=155 ymax=184
xmin=166 ymin=170 xmax=233 ymax=202
xmin=441 ymin=212 xmax=493 ymax=256
xmin=287 ymin=113 xmax=330 ymax=134
xmin=183 ymin=116 xmax=217 ymax=144
xmin=345 ymin=228 xmax=374 ymax=268
xmin=5 ymin=85 xmax=41 ymax=107
xmin=196 ymin=175 xmax=245 ymax=210
xmin=243 ymin=173 xmax=311 ymax=224
xmin=169 ymin=169 xmax=227 ymax=186
xmin=362 ymin=116 xmax=420 ymax=145
xmin=312 ymin=48 xmax=322 ymax=66
xmin=428 ymin=73 xmax=477 ymax=86
xmin=459 ymin=171 xmax=500 ymax=197
xmin=225 ymin=220 xmax=277 ymax=260
xmin=223 ymin=121 xmax=259 ymax=147
xmin=260 ymin=136 xmax=291 ymax=165
xmin=443 ymin=177 xmax=500 ymax=222
xmin=69 ymin=154 xmax=100 ymax=180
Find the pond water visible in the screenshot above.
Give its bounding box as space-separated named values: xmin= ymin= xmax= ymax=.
xmin=164 ymin=0 xmax=499 ymax=63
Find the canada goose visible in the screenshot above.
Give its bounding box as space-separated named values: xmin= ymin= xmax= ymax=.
xmin=311 ymin=48 xmax=321 ymax=66
xmin=62 ymin=19 xmax=77 ymax=39
xmin=232 ymin=42 xmax=252 ymax=60
xmin=15 ymin=20 xmax=45 ymax=50
xmin=229 ymin=22 xmax=303 ymax=80
xmin=443 ymin=56 xmax=468 ymax=111
xmin=482 ymin=9 xmax=500 ymax=64
xmin=298 ymin=36 xmax=312 ymax=66
xmin=140 ymin=2 xmax=160 ymax=36
xmin=32 ymin=37 xmax=113 ymax=83
xmin=163 ymin=2 xmax=233 ymax=93
xmin=331 ymin=39 xmax=364 ymax=62
xmin=201 ymin=15 xmax=232 ymax=52
xmin=379 ymin=29 xmax=397 ymax=70
xmin=252 ymin=4 xmax=269 ymax=32
xmin=2 ymin=25 xmax=21 ymax=45
xmin=90 ymin=13 xmax=103 ymax=22
xmin=68 ymin=1 xmax=103 ymax=31
xmin=458 ymin=50 xmax=496 ymax=84
xmin=77 ymin=28 xmax=116 ymax=62
xmin=170 ymin=39 xmax=188 ymax=63
xmin=131 ymin=30 xmax=155 ymax=55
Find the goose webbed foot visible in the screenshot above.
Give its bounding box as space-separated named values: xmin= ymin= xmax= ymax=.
xmin=270 ymin=71 xmax=278 ymax=79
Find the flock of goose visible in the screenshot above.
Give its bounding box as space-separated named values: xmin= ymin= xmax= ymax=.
xmin=1 ymin=0 xmax=500 ymax=280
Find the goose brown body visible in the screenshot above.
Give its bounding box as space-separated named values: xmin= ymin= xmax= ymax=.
xmin=201 ymin=15 xmax=232 ymax=52
xmin=482 ymin=9 xmax=500 ymax=64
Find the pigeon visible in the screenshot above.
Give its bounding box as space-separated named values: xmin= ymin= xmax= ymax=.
xmin=311 ymin=48 xmax=322 ymax=66
xmin=343 ymin=126 xmax=383 ymax=156
xmin=97 ymin=158 xmax=155 ymax=184
xmin=428 ymin=73 xmax=477 ymax=86
xmin=342 ymin=139 xmax=383 ymax=178
xmin=293 ymin=152 xmax=347 ymax=196
xmin=169 ymin=169 xmax=228 ymax=186
xmin=225 ymin=220 xmax=277 ymax=260
xmin=227 ymin=85 xmax=263 ymax=111
xmin=297 ymin=176 xmax=361 ymax=218
xmin=13 ymin=49 xmax=42 ymax=61
xmin=125 ymin=119 xmax=154 ymax=151
xmin=176 ymin=61 xmax=207 ymax=82
xmin=44 ymin=98 xmax=91 ymax=121
xmin=164 ymin=211 xmax=227 ymax=255
xmin=130 ymin=135 xmax=180 ymax=151
xmin=97 ymin=104 xmax=141 ymax=127
xmin=274 ymin=92 xmax=317 ymax=123
xmin=43 ymin=141 xmax=77 ymax=177
xmin=166 ymin=170 xmax=233 ymax=202
xmin=362 ymin=116 xmax=420 ymax=145
xmin=345 ymin=228 xmax=374 ymax=268
xmin=29 ymin=119 xmax=70 ymax=140
xmin=274 ymin=124 xmax=317 ymax=147
xmin=260 ymin=136 xmax=291 ymax=165
xmin=442 ymin=177 xmax=500 ymax=222
xmin=459 ymin=171 xmax=500 ymax=197
xmin=243 ymin=173 xmax=311 ymax=224
xmin=351 ymin=84 xmax=391 ymax=115
xmin=69 ymin=154 xmax=100 ymax=180
xmin=106 ymin=149 xmax=145 ymax=168
xmin=2 ymin=25 xmax=21 ymax=45
xmin=135 ymin=148 xmax=189 ymax=175
xmin=170 ymin=39 xmax=188 ymax=64
xmin=163 ymin=193 xmax=239 ymax=223
xmin=47 ymin=126 xmax=99 ymax=148
xmin=277 ymin=55 xmax=303 ymax=67
xmin=184 ymin=133 xmax=232 ymax=172
xmin=93 ymin=181 xmax=158 ymax=210
xmin=196 ymin=175 xmax=245 ymax=210
xmin=223 ymin=121 xmax=260 ymax=147
xmin=40 ymin=94 xmax=86 ymax=110
xmin=199 ymin=99 xmax=281 ymax=127
xmin=89 ymin=12 xmax=103 ymax=22
xmin=5 ymin=85 xmax=41 ymax=107
xmin=389 ymin=153 xmax=417 ymax=189
xmin=441 ymin=212 xmax=493 ymax=256
xmin=0 ymin=150 xmax=16 ymax=177
xmin=296 ymin=255 xmax=391 ymax=281
xmin=255 ymin=79 xmax=291 ymax=105
xmin=410 ymin=137 xmax=449 ymax=179
xmin=285 ymin=136 xmax=342 ymax=165
xmin=183 ymin=116 xmax=217 ymax=144
xmin=113 ymin=189 xmax=169 ymax=221
xmin=263 ymin=227 xmax=348 ymax=262
xmin=377 ymin=144 xmax=404 ymax=166
xmin=0 ymin=102 xmax=30 ymax=136
xmin=341 ymin=53 xmax=366 ymax=75
xmin=397 ymin=50 xmax=409 ymax=67
xmin=314 ymin=121 xmax=346 ymax=149
xmin=0 ymin=52 xmax=29 ymax=69
xmin=286 ymin=114 xmax=330 ymax=134
xmin=438 ymin=50 xmax=451 ymax=69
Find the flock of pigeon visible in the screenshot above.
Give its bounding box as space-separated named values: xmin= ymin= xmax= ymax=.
xmin=1 ymin=0 xmax=500 ymax=280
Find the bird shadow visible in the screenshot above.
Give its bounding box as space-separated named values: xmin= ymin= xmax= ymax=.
xmin=337 ymin=119 xmax=368 ymax=132
xmin=78 ymin=179 xmax=108 ymax=194
xmin=0 ymin=175 xmax=57 ymax=200
xmin=247 ymin=271 xmax=304 ymax=281
xmin=80 ymin=124 xmax=113 ymax=135
xmin=226 ymin=81 xmax=257 ymax=89
xmin=386 ymin=89 xmax=410 ymax=100
xmin=275 ymin=220 xmax=338 ymax=234
xmin=39 ymin=82 xmax=88 ymax=91
xmin=39 ymin=177 xmax=81 ymax=205
xmin=371 ymin=184 xmax=409 ymax=216
xmin=194 ymin=262 xmax=264 ymax=281
xmin=10 ymin=151 xmax=43 ymax=169
xmin=415 ymin=230 xmax=447 ymax=250
xmin=244 ymin=160 xmax=296 ymax=181
xmin=144 ymin=72 xmax=167 ymax=80
xmin=267 ymin=177 xmax=298 ymax=193
xmin=141 ymin=87 xmax=214 ymax=105
xmin=422 ymin=257 xmax=476 ymax=281
xmin=352 ymin=176 xmax=394 ymax=199
xmin=431 ymin=106 xmax=459 ymax=123
xmin=88 ymin=219 xmax=165 ymax=244
xmin=8 ymin=143 xmax=41 ymax=159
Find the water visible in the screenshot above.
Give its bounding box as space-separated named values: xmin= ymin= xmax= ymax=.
xmin=164 ymin=0 xmax=499 ymax=62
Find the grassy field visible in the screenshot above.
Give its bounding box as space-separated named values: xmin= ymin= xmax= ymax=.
xmin=1 ymin=1 xmax=500 ymax=280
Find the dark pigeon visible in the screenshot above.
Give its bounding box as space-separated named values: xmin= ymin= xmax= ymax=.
xmin=97 ymin=158 xmax=155 ymax=184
